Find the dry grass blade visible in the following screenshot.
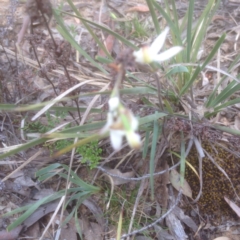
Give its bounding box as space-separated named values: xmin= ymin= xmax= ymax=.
xmin=224 ymin=197 xmax=240 ymax=218
xmin=1 ymin=150 xmax=42 ymax=182
xmin=31 ymin=80 xmax=94 ymax=121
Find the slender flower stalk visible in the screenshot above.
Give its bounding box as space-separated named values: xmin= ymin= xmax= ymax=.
xmin=133 ymin=27 xmax=183 ymax=64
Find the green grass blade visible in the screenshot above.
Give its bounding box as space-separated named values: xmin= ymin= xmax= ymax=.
xmin=146 ymin=0 xmax=160 ymax=34
xmin=213 ymin=125 xmax=240 ymax=136
xmin=61 ymin=11 xmax=137 ymax=50
xmin=53 ymin=9 xmax=108 ymax=74
xmin=66 ymin=0 xmax=111 ymax=59
xmin=166 ymin=66 xmax=189 ymax=76
xmin=180 ymin=132 xmax=186 ymax=186
xmin=152 ymin=1 xmax=182 ymax=45
xmin=186 ymin=0 xmax=194 ymax=62
xmin=170 ymin=0 xmax=180 ymax=33
xmin=149 ymin=114 xmax=160 ymax=200
xmin=164 ymin=99 xmax=174 ymax=114
xmin=191 ymin=0 xmax=220 ymax=62
xmin=210 ymin=97 xmax=240 ymax=115
xmin=201 ymin=33 xmax=225 ymax=70
xmin=208 ymin=81 xmax=240 ymax=108
xmin=0 ymin=138 xmax=47 ymax=160
xmin=139 ymin=112 xmax=167 ymax=125
xmin=7 ymin=191 xmax=65 ymax=231
xmin=142 ymin=130 xmax=150 ymax=159
xmin=180 ymin=33 xmax=225 ymax=96
xmin=3 ymin=205 xmax=31 ymax=217
xmin=206 ymin=53 xmax=240 ymax=107
xmin=75 ymin=199 xmax=83 ymax=239
xmin=36 ymin=163 xmax=62 ymax=179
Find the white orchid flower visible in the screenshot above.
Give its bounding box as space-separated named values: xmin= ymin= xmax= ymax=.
xmin=101 ymin=96 xmax=141 ymax=151
xmin=133 ymin=27 xmax=183 ymax=64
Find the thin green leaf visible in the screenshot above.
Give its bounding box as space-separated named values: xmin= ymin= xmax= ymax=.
xmin=95 ymin=56 xmax=112 ymax=64
xmin=146 ymin=0 xmax=160 ymax=34
xmin=206 ymin=53 xmax=240 ymax=107
xmin=150 ymin=114 xmax=160 ymax=200
xmin=66 ymin=0 xmax=111 ymax=59
xmin=205 ymin=97 xmax=240 ymax=117
xmin=140 ymin=112 xmax=167 ymax=125
xmin=0 ymin=138 xmax=47 ymax=160
xmin=142 ymin=130 xmax=150 ymax=159
xmin=201 ymin=33 xmax=225 ymax=70
xmin=61 ymin=11 xmax=137 ymax=50
xmin=3 ymin=205 xmax=30 ymax=217
xmin=7 ymin=191 xmax=65 ymax=231
xmin=60 ymin=164 xmax=100 ymax=191
xmin=186 ymin=0 xmax=194 ymax=62
xmin=164 ymin=99 xmax=174 ymax=114
xmin=152 ymin=1 xmax=182 ymax=45
xmin=180 ymin=33 xmax=226 ymax=96
xmin=191 ymin=0 xmax=220 ymax=62
xmin=36 ymin=163 xmax=62 ymax=177
xmin=213 ymin=125 xmax=240 ymax=136
xmin=208 ymin=81 xmax=240 ymax=108
xmin=53 ymin=9 xmax=108 ymax=74
xmin=170 ymin=0 xmax=180 ymax=33
xmin=75 ymin=205 xmax=83 ymax=239
xmin=180 ymin=132 xmax=186 ymax=186
xmin=166 ymin=66 xmax=189 ymax=76
xmin=61 ymin=205 xmax=76 ymax=228
xmin=116 ymin=204 xmax=124 ymax=240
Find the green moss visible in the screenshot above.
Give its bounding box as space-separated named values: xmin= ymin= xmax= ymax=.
xmin=185 ymin=142 xmax=240 ymax=220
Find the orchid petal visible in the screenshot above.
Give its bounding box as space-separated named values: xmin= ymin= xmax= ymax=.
xmin=153 ymin=46 xmax=183 ymax=62
xmin=126 ymin=131 xmax=141 ymax=149
xmin=130 ymin=115 xmax=139 ymax=131
xmin=150 ymin=27 xmax=169 ymax=55
xmin=108 ymin=97 xmax=120 ymax=111
xmin=100 ymin=112 xmax=114 ymax=134
xmin=110 ymin=130 xmax=124 ymax=150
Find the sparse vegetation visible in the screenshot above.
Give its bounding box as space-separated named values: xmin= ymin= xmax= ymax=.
xmin=0 ymin=0 xmax=240 ymax=239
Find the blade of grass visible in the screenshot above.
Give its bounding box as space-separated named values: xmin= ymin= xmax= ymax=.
xmin=53 ymin=9 xmax=108 ymax=74
xmin=186 ymin=0 xmax=194 ymax=62
xmin=66 ymin=0 xmax=111 ymax=59
xmin=191 ymin=0 xmax=220 ymax=62
xmin=180 ymin=33 xmax=226 ymax=96
xmin=170 ymin=0 xmax=180 ymax=34
xmin=152 ymin=1 xmax=182 ymax=45
xmin=163 ymin=0 xmax=179 ymax=47
xmin=146 ymin=0 xmax=160 ymax=34
xmin=116 ymin=203 xmax=124 ymax=240
xmin=180 ymin=132 xmax=186 ymax=186
xmin=150 ymin=114 xmax=160 ymax=200
xmin=205 ymin=97 xmax=240 ymax=117
xmin=142 ymin=130 xmax=150 ymax=159
xmin=206 ymin=53 xmax=240 ymax=107
xmin=0 ymin=137 xmax=47 ymax=160
xmin=213 ymin=125 xmax=240 ymax=136
xmin=207 ymin=81 xmax=240 ymax=108
xmin=61 ymin=11 xmax=137 ymax=50
xmin=7 ymin=191 xmax=66 ymax=231
xmin=51 ymin=112 xmax=167 ymax=158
